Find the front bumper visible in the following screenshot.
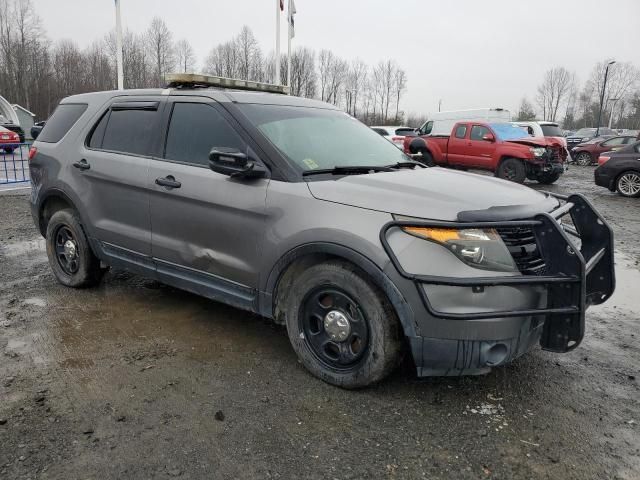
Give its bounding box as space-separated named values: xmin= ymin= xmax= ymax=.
xmin=381 ymin=193 xmax=615 ymax=376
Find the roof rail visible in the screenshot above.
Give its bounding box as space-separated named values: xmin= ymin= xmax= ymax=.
xmin=165 ymin=73 xmax=290 ymax=95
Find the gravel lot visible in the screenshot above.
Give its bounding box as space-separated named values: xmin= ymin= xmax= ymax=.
xmin=0 ymin=167 xmax=638 ymax=480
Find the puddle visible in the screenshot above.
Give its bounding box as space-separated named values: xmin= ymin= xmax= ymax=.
xmin=594 ymin=251 xmax=640 ymax=313
xmin=23 ymin=297 xmax=46 ymax=307
xmin=0 ymin=239 xmax=45 ymax=257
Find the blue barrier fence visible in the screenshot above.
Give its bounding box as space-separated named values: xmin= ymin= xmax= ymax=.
xmin=1 ymin=143 xmax=31 ymax=184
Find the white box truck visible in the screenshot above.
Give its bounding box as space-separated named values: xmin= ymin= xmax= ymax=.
xmin=418 ymin=108 xmax=511 ymax=136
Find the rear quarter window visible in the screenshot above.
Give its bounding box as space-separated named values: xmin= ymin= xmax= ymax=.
xmin=37 ymin=104 xmax=88 ymax=143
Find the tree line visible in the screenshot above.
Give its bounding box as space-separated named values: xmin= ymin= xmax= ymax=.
xmin=0 ymin=0 xmax=408 ymax=126
xmin=517 ymin=61 xmax=640 ymax=130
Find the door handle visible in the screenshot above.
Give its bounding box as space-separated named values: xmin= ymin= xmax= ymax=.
xmin=155 ymin=175 xmax=182 ymax=189
xmin=73 ymin=159 xmax=90 ymax=171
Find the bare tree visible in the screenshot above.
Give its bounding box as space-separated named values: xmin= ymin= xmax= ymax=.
xmin=345 ymin=59 xmax=367 ymax=116
xmin=175 ymin=39 xmax=196 ymax=73
xmin=535 ymin=67 xmax=575 ymax=122
xmin=393 ymin=68 xmax=407 ymax=123
xmin=146 ymin=17 xmax=175 ymax=86
xmin=236 ymin=26 xmax=260 ymax=80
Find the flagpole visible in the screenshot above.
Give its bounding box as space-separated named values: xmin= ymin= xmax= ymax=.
xmin=115 ymin=0 xmax=124 ymax=90
xmin=275 ymin=0 xmax=281 ymax=85
xmin=287 ymin=0 xmax=291 ymax=95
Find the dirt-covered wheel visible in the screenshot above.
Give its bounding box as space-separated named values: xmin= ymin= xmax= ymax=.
xmin=45 ymin=209 xmax=105 ymax=288
xmin=536 ymin=171 xmax=561 ymax=185
xmin=497 ymin=158 xmax=526 ymax=183
xmin=279 ymin=260 xmax=402 ymax=389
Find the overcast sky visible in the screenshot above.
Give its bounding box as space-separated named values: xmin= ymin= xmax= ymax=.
xmin=32 ymin=0 xmax=640 ymax=117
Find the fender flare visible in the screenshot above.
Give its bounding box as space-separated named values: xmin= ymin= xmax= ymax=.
xmin=259 ymin=242 xmax=417 ymax=338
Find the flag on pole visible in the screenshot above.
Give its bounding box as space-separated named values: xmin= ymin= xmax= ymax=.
xmin=280 ymin=0 xmax=284 ymax=11
xmin=288 ymin=0 xmax=296 ymax=38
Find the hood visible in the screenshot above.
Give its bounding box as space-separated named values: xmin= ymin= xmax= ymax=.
xmin=306 ymin=168 xmax=558 ymax=221
xmin=505 ymin=137 xmax=564 ymax=148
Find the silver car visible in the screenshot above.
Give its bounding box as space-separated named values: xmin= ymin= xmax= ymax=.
xmin=29 ymin=75 xmax=615 ymax=388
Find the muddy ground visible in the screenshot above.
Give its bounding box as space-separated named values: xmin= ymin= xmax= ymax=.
xmin=0 ymin=167 xmax=638 ymax=480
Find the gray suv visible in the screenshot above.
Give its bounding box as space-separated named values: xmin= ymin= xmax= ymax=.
xmin=29 ymin=75 xmax=615 ymax=388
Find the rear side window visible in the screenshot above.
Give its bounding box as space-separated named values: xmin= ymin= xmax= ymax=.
xmin=395 ymin=128 xmax=416 ymax=136
xmin=372 ymin=128 xmax=388 ymax=136
xmin=454 ymin=125 xmax=467 ymax=139
xmin=541 ymin=124 xmax=563 ymax=137
xmin=38 ymin=104 xmax=87 ymax=143
xmin=164 ymin=103 xmax=245 ymax=167
xmin=100 ymin=109 xmax=158 ymax=156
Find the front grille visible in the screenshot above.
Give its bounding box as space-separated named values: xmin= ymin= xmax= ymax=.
xmin=497 ymin=227 xmax=547 ymax=276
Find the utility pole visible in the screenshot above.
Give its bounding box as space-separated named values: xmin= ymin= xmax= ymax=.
xmin=596 ymin=60 xmax=615 ymax=137
xmin=115 ymin=0 xmax=124 ymax=90
xmin=275 ymin=0 xmax=281 ymax=85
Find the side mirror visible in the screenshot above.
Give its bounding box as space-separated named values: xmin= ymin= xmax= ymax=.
xmin=482 ymin=133 xmax=495 ymax=142
xmin=208 ymin=147 xmax=266 ymax=179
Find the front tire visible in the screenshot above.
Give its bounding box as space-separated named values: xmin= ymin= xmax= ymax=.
xmin=497 ymin=158 xmax=526 ymax=183
xmin=280 ymin=261 xmax=402 ymax=389
xmin=575 ymin=152 xmax=592 ymax=166
xmin=3 ymin=147 xmax=14 ymax=154
xmin=616 ymin=171 xmax=640 ymax=198
xmin=45 ymin=209 xmax=105 ymax=288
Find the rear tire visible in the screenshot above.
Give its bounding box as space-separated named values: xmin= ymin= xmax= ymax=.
xmin=497 ymin=158 xmax=526 ymax=183
xmin=416 ymin=149 xmax=435 ymax=167
xmin=616 ymin=171 xmax=640 ymax=198
xmin=280 ymin=260 xmax=402 ymax=389
xmin=575 ymin=152 xmax=592 ymax=166
xmin=3 ymin=147 xmax=14 ymax=154
xmin=45 ymin=209 xmax=105 ymax=288
xmin=536 ymin=171 xmax=561 ymax=184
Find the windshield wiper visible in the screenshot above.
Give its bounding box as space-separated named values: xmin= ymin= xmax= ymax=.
xmin=385 ymin=161 xmax=426 ymax=169
xmin=302 ymin=165 xmax=394 ymax=177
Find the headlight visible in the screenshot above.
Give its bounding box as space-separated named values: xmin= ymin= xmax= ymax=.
xmin=401 ymin=226 xmax=518 ymax=272
xmin=530 ymin=147 xmax=546 ymax=157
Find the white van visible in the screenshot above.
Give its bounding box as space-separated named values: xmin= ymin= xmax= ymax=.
xmin=418 ymin=108 xmax=511 ymax=136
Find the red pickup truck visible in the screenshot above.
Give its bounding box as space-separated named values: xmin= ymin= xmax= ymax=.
xmin=404 ymin=122 xmax=567 ymax=184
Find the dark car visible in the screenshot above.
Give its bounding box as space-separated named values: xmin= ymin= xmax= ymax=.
xmin=566 ymin=127 xmax=615 ymax=151
xmin=595 ymin=141 xmax=640 ymax=197
xmin=28 ymin=73 xmax=615 ymax=388
xmin=572 ymin=135 xmax=637 ymax=166
xmin=31 ymin=121 xmax=46 ymax=140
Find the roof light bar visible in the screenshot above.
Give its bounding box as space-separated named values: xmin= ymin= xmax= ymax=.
xmin=165 ymin=73 xmax=290 ymax=95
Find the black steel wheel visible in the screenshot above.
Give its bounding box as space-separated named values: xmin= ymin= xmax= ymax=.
xmin=279 ymin=260 xmax=402 ymax=389
xmin=54 ymin=225 xmax=80 ymax=275
xmin=299 ymin=287 xmax=370 ymax=370
xmin=45 ymin=209 xmax=105 ymax=288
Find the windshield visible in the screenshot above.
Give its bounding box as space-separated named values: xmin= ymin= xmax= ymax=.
xmin=239 ymin=104 xmax=408 ymax=171
xmin=574 ymin=128 xmax=597 ymax=137
xmin=541 ymin=124 xmax=563 ymax=137
xmin=490 ymin=123 xmax=528 ymax=141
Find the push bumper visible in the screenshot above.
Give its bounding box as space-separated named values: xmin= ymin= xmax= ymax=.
xmin=381 ymin=193 xmax=615 ymax=376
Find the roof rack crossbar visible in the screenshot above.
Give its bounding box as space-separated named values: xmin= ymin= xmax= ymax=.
xmin=164 ymin=73 xmax=289 ymax=95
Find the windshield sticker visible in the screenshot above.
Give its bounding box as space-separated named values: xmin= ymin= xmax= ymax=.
xmin=303 ymin=158 xmax=319 ymax=169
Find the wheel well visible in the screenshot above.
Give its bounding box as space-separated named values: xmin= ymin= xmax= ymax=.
xmin=272 ymin=253 xmax=341 ymax=325
xmin=39 ymin=195 xmax=73 ymax=236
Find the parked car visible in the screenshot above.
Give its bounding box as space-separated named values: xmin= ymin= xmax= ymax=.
xmin=30 ymin=121 xmax=46 ymax=140
xmin=416 ymin=108 xmax=511 ymax=137
xmin=572 ymin=135 xmax=637 ymax=166
xmin=371 ymin=126 xmax=417 ymax=149
xmin=0 ymin=125 xmax=21 ymax=153
xmin=566 ymin=127 xmax=615 ymax=151
xmin=405 ymin=121 xmax=566 ymax=184
xmin=595 ymin=141 xmax=640 ymax=197
xmin=29 ymin=73 xmax=615 ymax=388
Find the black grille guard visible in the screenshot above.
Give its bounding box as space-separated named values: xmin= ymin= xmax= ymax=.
xmin=380 ymin=193 xmax=615 ymax=353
